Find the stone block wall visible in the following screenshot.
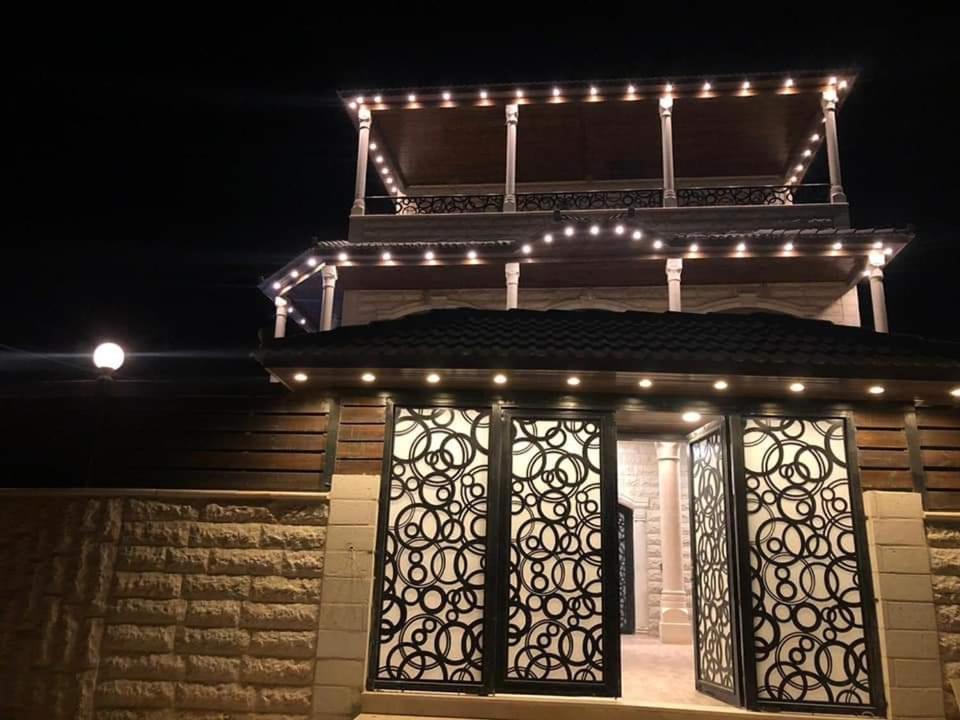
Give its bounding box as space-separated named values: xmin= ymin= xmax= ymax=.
xmin=0 ymin=491 xmax=343 ymax=720
xmin=928 ymin=515 xmax=960 ymax=720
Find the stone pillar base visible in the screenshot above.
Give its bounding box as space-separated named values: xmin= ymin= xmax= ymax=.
xmin=659 ymin=591 xmax=692 ymax=644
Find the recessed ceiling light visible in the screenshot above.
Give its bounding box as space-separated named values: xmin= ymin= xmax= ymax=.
xmin=638 ymin=378 xmax=653 ymax=388
xmin=811 ymin=133 xmax=820 ymax=142
xmin=632 ymin=230 xmax=643 ymax=240
xmin=868 ymin=385 xmax=885 ymax=395
xmin=381 ymin=251 xmax=392 ymax=261
xmin=426 ymin=373 xmax=441 ymax=384
xmin=361 ymin=373 xmax=376 ymax=383
xmin=337 ymin=252 xmax=348 ymax=262
xmin=682 ymin=411 xmax=702 ymax=423
xmin=564 ymin=225 xmax=575 ymax=237
xmin=293 ymin=372 xmax=308 ymax=383
xmin=543 ymin=233 xmax=554 ymax=243
xmin=689 ymin=243 xmax=699 ymax=252
xmin=789 ymin=382 xmax=805 ymax=393
xmin=736 ymin=242 xmax=747 ymax=252
xmin=784 ymin=242 xmax=794 ymax=251
xmin=742 ymin=80 xmax=751 ymax=90
xmin=373 ymin=95 xmax=382 ymax=104
xmin=802 ymin=149 xmax=812 ymax=158
xmin=442 ymin=91 xmax=452 ymax=101
xmin=375 ymin=155 xmax=384 ymax=164
xmin=833 ymin=241 xmax=843 ymax=250
xmin=272 ymin=281 xmax=281 ymax=290
xmin=467 ymin=249 xmax=478 ymax=260
xmin=289 ymin=269 xmax=299 ymax=278
xmin=702 ymin=81 xmax=712 ymax=91
xmin=784 ymin=77 xmax=795 ymax=88
xmin=566 ymin=376 xmax=581 ymax=386
xmin=407 ymin=93 xmax=417 ymax=103
xmin=614 ymin=224 xmax=625 ymax=235
xmin=307 ymin=257 xmax=318 ymax=267
xmin=795 ymin=164 xmax=804 ymax=172
xmin=653 ymin=239 xmax=663 ymax=249
xmin=370 ymin=142 xmax=378 ymax=151
xmin=521 ymin=244 xmax=532 ymax=255
xmin=951 ymin=387 xmax=960 ymax=398
xmin=479 ymin=89 xmax=488 ymax=99
xmin=713 ymin=380 xmax=729 ymax=390
xmin=493 ymin=373 xmax=508 ymax=385
xmin=424 ymin=250 xmax=435 ymax=261
xmin=298 ymin=318 xmax=306 ymax=325
xmin=589 ymin=225 xmax=600 ymax=236
xmin=553 ymin=86 xmax=561 ymax=97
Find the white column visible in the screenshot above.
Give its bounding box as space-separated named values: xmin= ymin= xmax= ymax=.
xmin=666 ymin=258 xmax=683 ymax=312
xmin=321 ymin=265 xmax=338 ymax=331
xmin=505 ymin=262 xmax=520 ymax=309
xmin=273 ymin=296 xmax=288 ymax=339
xmin=659 ymin=96 xmax=677 ymax=208
xmin=868 ymin=251 xmax=889 ymax=333
xmin=821 ymin=89 xmax=847 ymax=204
xmin=656 ymin=440 xmax=691 ymax=643
xmin=350 ymin=106 xmax=373 ymax=216
xmin=504 ymin=104 xmax=519 ymax=212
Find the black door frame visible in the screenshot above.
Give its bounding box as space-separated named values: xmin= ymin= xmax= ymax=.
xmin=367 ymin=401 xmax=622 ymax=698
xmin=617 ymin=503 xmax=637 ymax=635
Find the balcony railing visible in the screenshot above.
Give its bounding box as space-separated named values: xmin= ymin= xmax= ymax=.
xmin=365 ymin=184 xmax=829 ymax=215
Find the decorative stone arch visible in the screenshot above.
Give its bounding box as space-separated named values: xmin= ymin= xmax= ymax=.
xmin=695 ymin=298 xmax=803 ymax=317
xmin=545 ymin=297 xmax=636 ymax=312
xmin=377 ymin=299 xmax=493 ymax=322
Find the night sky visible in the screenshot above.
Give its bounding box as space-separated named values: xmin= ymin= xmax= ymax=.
xmin=6 ymin=7 xmax=960 ymax=381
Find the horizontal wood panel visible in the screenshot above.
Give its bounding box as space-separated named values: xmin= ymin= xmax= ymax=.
xmin=916 ymin=409 xmax=960 ymax=429
xmin=925 ymin=490 xmax=960 ymax=511
xmin=920 ymin=429 xmax=960 ymax=448
xmin=922 ymin=449 xmax=960 ymax=469
xmin=926 ymin=471 xmax=960 ymax=490
xmin=337 ymin=424 xmax=386 ymax=441
xmin=336 ymin=441 xmax=386 ymax=459
xmin=854 ymin=410 xmax=907 ymax=430
xmin=859 ymin=469 xmax=914 ymax=490
xmin=857 ymin=449 xmax=911 ymax=469
xmin=334 ymin=458 xmax=383 ymax=475
xmin=855 ymin=429 xmax=907 ymax=449
xmin=105 ymin=450 xmax=325 ymax=472
xmin=339 ymin=406 xmax=387 ymax=424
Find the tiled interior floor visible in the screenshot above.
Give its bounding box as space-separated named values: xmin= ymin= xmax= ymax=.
xmin=620 ymin=634 xmax=729 ymax=707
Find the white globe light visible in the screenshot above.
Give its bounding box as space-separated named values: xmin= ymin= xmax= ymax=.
xmin=93 ymin=342 xmax=125 ymax=371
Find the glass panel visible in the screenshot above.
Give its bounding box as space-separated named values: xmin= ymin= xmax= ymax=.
xmin=506 ymin=418 xmax=604 ymax=682
xmin=374 ymin=407 xmax=490 ymax=684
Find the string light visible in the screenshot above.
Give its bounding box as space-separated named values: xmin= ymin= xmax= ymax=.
xmin=375 ymin=155 xmax=384 ymax=163
xmin=298 ymin=318 xmax=306 ymax=326
xmin=289 ymin=269 xmax=299 ymax=278
xmin=370 ymin=142 xmax=378 ymax=151
xmin=795 ymin=164 xmax=804 ymax=172
xmin=788 ymin=175 xmax=798 ymax=183
xmin=802 ymin=149 xmax=812 ymax=157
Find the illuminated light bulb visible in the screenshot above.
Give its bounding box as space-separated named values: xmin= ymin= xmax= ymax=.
xmin=426 ymin=373 xmax=441 ymax=384
xmin=521 ymin=244 xmax=532 ymax=255
xmin=307 ymin=257 xmax=318 ymax=267
xmin=803 ymin=149 xmax=812 ymax=157
xmin=811 ymin=133 xmax=820 ymax=142
xmin=742 ymin=80 xmax=751 ymax=90
xmin=515 ymin=89 xmax=524 ymax=99
xmin=553 ymin=86 xmax=561 ymax=97
xmin=689 ymin=243 xmax=699 ymax=252
xmin=566 ymin=376 xmax=581 ymax=387
xmin=736 ymin=242 xmax=747 ymax=252
xmin=424 ymin=250 xmax=435 ymax=261
xmin=713 ymin=380 xmax=729 ymax=390
xmin=407 ymin=93 xmax=417 ymax=103
xmin=653 ymin=239 xmax=663 ymax=249
xmin=614 ymin=224 xmax=625 ymax=235
xmin=665 ymin=82 xmax=673 ymax=93
xmin=833 ymin=241 xmax=843 ymax=250
xmin=355 ymin=96 xmax=364 ymax=104
xmin=370 ymin=142 xmax=378 ymax=150
xmin=589 ymin=86 xmax=598 ymax=96
xmin=543 ymin=233 xmax=553 ymax=243
xmin=293 ymin=372 xmax=308 ymax=383
xmin=375 ymin=155 xmax=384 ymax=163
xmin=873 ymin=241 xmax=883 ymax=249
xmin=589 ymin=225 xmax=600 ymax=236
xmin=298 ymin=318 xmax=306 ymax=325
xmin=788 ymin=175 xmax=798 ymax=184
xmin=638 ymin=378 xmax=653 ymax=389
xmin=884 ymin=247 xmax=893 ymax=256
xmin=493 ymin=373 xmax=508 ymax=385
xmin=868 ymin=385 xmax=885 ymax=395
xmin=386 ymin=177 xmax=395 ymax=185
xmin=784 ymin=77 xmax=795 ymax=88
xmin=839 ymin=79 xmax=848 ymax=90
xmin=627 ymin=84 xmax=636 ymax=94
xmin=789 ymin=382 xmax=805 ymax=393
xmin=93 ymin=342 xmax=125 ymax=371
xmin=467 ymin=249 xmax=478 ymax=260
xmin=632 ymin=230 xmax=642 ymax=240
xmin=682 ymin=411 xmax=702 ymax=423
xmin=479 ymin=89 xmax=488 ymax=100
xmin=784 ymin=241 xmax=794 ymax=251
xmin=702 ymin=81 xmax=712 ymax=91
xmin=272 ymin=281 xmax=281 ymax=290
xmin=795 ymin=164 xmax=804 ymax=172
xmin=373 ymin=95 xmax=382 ymax=104
xmin=950 ymin=387 xmax=960 ymax=398
xmin=829 ymin=76 xmax=838 ymax=85
xmin=390 ymin=187 xmax=398 ymax=194
xmin=381 ymin=167 xmax=389 ymax=175
xmin=289 ymin=269 xmax=299 ymax=278
xmin=381 ymin=251 xmax=392 ymax=261
xmin=348 ymin=102 xmax=357 ymax=109
xmin=442 ymin=91 xmax=452 ymax=101
xmin=564 ymin=225 xmax=575 ymax=237
xmin=337 ymin=252 xmax=348 ymax=262
xmin=361 ymin=372 xmax=376 ymax=383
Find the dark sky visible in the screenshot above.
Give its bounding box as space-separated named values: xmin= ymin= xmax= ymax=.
xmin=5 ymin=6 xmax=960 ymax=380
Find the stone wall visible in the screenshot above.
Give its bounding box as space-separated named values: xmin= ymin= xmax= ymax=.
xmin=928 ymin=516 xmax=960 ymax=719
xmin=340 ymin=282 xmax=860 ymax=328
xmin=0 ymin=490 xmax=347 ymax=720
xmin=617 ymin=440 xmax=692 ymax=635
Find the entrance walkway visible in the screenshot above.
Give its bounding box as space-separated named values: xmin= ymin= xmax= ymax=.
xmin=620 ymin=635 xmax=727 ymax=707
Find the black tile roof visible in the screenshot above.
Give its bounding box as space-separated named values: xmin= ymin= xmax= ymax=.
xmin=255 ymin=308 xmax=960 ymax=381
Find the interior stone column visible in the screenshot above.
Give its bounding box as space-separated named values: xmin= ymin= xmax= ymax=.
xmin=505 ymin=262 xmax=520 ymax=309
xmin=321 ymin=265 xmax=338 ymax=331
xmin=655 ymin=440 xmax=691 ymax=643
xmin=666 ymin=258 xmax=683 ymax=312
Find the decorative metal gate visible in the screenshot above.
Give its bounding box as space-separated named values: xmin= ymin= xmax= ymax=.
xmin=617 ymin=504 xmax=636 ymax=634
xmin=688 ymin=420 xmax=742 ymax=705
xmin=369 ymin=406 xmax=619 ymax=697
xmin=731 ymin=415 xmax=885 ymax=715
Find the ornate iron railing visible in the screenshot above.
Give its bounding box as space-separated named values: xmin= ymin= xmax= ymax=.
xmin=677 ymin=184 xmax=829 ymax=207
xmin=516 ymin=188 xmax=663 ymax=211
xmin=364 ymin=184 xmax=829 ymax=214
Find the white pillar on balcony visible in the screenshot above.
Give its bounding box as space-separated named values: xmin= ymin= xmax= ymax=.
xmin=656 ymin=440 xmax=691 ymax=643
xmin=821 ymin=88 xmax=847 ymax=204
xmin=273 ymin=296 xmax=288 ymax=339
xmin=659 ymin=96 xmax=677 ymax=208
xmin=505 ymin=262 xmax=520 ymax=309
xmin=666 ymin=258 xmax=683 ymax=312
xmin=504 ymin=103 xmax=519 ymax=212
xmin=351 ymin=106 xmax=373 ymax=216
xmin=868 ymin=251 xmax=889 ymax=333
xmin=321 ymin=265 xmax=338 ymax=331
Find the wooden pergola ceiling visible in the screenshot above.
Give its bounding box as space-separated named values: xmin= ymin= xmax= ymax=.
xmin=354 ymin=73 xmax=850 ymax=189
